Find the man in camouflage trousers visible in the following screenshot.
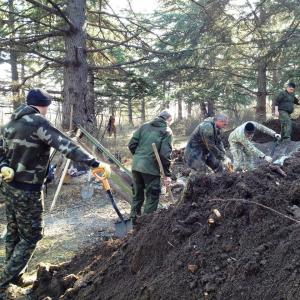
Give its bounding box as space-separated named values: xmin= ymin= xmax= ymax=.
xmin=128 ymin=110 xmax=173 ymax=224
xmin=274 ymin=82 xmax=299 ymax=142
xmin=184 ymin=114 xmax=229 ymax=173
xmin=0 ymin=89 xmax=111 ymax=291
xmin=229 ymin=121 xmax=281 ymax=171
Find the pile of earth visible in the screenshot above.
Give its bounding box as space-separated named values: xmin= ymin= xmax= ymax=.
xmin=30 ymin=151 xmax=300 ymax=300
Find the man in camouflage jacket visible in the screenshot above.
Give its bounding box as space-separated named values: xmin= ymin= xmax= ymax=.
xmin=184 ymin=114 xmax=229 ymax=173
xmin=0 ymin=89 xmax=110 ymax=290
xmin=229 ymin=121 xmax=280 ymax=171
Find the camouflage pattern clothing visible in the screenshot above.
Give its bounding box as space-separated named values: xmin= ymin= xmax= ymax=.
xmin=184 ymin=118 xmax=226 ymax=172
xmin=128 ymin=116 xmax=173 ymax=219
xmin=229 ymin=122 xmax=276 ymax=171
xmin=0 ymin=104 xmax=99 ymax=287
xmin=0 ymin=180 xmax=43 ymax=287
xmin=0 ymin=105 xmax=98 ymax=190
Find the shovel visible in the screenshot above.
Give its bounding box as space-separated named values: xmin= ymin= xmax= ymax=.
xmin=270 ymin=137 xmax=280 ymax=157
xmin=93 ymin=167 xmax=132 ymax=237
xmin=81 ymin=169 xmax=94 ymax=199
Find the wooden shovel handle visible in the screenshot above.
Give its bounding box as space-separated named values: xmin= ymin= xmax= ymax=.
xmin=152 ymin=143 xmax=175 ymax=204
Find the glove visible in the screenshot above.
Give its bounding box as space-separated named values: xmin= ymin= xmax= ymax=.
xmin=164 ymin=177 xmax=172 ymax=187
xmin=264 ymin=156 xmax=273 ymax=163
xmin=93 ymin=162 xmax=111 ymax=179
xmin=223 ymin=156 xmax=232 ymax=165
xmin=0 ymin=166 xmax=15 ymax=182
xmin=274 ymin=133 xmax=281 ymax=140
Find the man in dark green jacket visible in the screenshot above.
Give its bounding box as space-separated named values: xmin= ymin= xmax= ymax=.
xmin=128 ymin=110 xmax=173 ymax=223
xmin=275 ymin=82 xmax=299 ymax=141
xmin=0 ymin=89 xmax=110 ymax=291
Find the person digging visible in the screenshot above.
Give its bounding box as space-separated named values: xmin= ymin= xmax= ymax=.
xmin=184 ymin=114 xmax=231 ymax=174
xmin=0 ymin=89 xmax=111 ymax=294
xmin=229 ymin=121 xmax=281 ymax=171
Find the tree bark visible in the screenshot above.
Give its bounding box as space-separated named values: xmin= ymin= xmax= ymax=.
xmin=200 ymin=102 xmax=207 ymax=119
xmin=255 ymin=2 xmax=267 ymax=122
xmin=8 ymin=0 xmax=21 ymax=109
xmin=86 ymin=71 xmax=96 ymax=131
xmin=128 ymin=98 xmax=134 ymax=126
xmin=177 ymin=98 xmax=183 ymax=121
xmin=187 ymin=101 xmax=192 ymax=119
xmin=141 ymin=97 xmax=146 ymax=123
xmin=271 ymin=65 xmax=279 ymax=114
xmin=207 ymin=99 xmax=215 ymax=117
xmin=62 ymin=0 xmax=93 ymax=130
xmin=256 ymin=59 xmax=267 ymax=122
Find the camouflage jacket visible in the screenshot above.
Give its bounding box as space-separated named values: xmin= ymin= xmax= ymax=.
xmin=0 ymin=105 xmax=98 ymax=191
xmin=128 ymin=117 xmax=173 ymax=176
xmin=185 ymin=118 xmax=226 ymax=161
xmin=229 ymin=121 xmax=276 ymax=158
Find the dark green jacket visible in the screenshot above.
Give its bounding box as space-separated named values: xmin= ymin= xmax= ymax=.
xmin=0 ymin=105 xmax=98 ymax=191
xmin=128 ymin=117 xmax=173 ymax=176
xmin=275 ymin=90 xmax=299 ymax=114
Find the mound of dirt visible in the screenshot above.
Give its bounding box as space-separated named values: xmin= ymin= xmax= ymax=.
xmin=31 ymin=152 xmax=300 ymax=300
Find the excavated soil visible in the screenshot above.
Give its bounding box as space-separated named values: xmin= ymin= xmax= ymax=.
xmin=30 ymin=150 xmax=300 ymax=300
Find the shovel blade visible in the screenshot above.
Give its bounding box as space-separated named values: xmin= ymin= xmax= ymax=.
xmin=115 ymin=219 xmax=133 ymax=238
xmin=81 ymin=185 xmax=94 ymax=199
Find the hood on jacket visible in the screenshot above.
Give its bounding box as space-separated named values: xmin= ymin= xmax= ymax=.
xmin=150 ymin=117 xmax=167 ymax=127
xmin=11 ymin=104 xmax=39 ymax=121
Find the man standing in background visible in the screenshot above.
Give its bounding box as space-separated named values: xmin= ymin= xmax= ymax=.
xmin=275 ymin=82 xmax=299 ymax=142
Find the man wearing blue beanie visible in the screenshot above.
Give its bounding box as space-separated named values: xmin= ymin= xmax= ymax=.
xmin=0 ymin=88 xmax=111 ymax=292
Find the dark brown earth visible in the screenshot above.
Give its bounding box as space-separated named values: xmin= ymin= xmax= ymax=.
xmin=31 ymin=150 xmax=300 ymax=300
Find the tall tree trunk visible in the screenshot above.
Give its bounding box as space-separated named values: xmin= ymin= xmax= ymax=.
xmin=62 ymin=0 xmax=92 ymax=130
xmin=200 ymin=102 xmax=207 ymax=119
xmin=128 ymin=98 xmax=134 ymax=126
xmin=187 ymin=101 xmax=192 ymax=119
xmin=110 ymin=99 xmax=116 ymax=117
xmin=255 ymin=2 xmax=267 ymax=122
xmin=86 ymin=72 xmax=96 ymax=131
xmin=207 ymin=99 xmax=215 ymax=117
xmin=177 ymin=98 xmax=183 ymax=121
xmin=271 ymin=65 xmax=279 ymax=114
xmin=256 ymin=59 xmax=267 ymax=122
xmin=141 ymin=97 xmax=146 ymax=123
xmin=8 ymin=0 xmax=21 ymax=109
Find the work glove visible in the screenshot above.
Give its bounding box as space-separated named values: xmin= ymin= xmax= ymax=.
xmin=274 ymin=133 xmax=281 ymax=140
xmin=93 ymin=162 xmax=111 ymax=179
xmin=0 ymin=166 xmax=15 ymax=183
xmin=223 ymin=156 xmax=232 ymax=165
xmin=264 ymin=156 xmax=273 ymax=163
xmin=164 ymin=176 xmax=172 ymax=187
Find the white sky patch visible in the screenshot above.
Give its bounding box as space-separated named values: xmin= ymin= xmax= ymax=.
xmin=108 ymin=0 xmax=159 ymax=14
